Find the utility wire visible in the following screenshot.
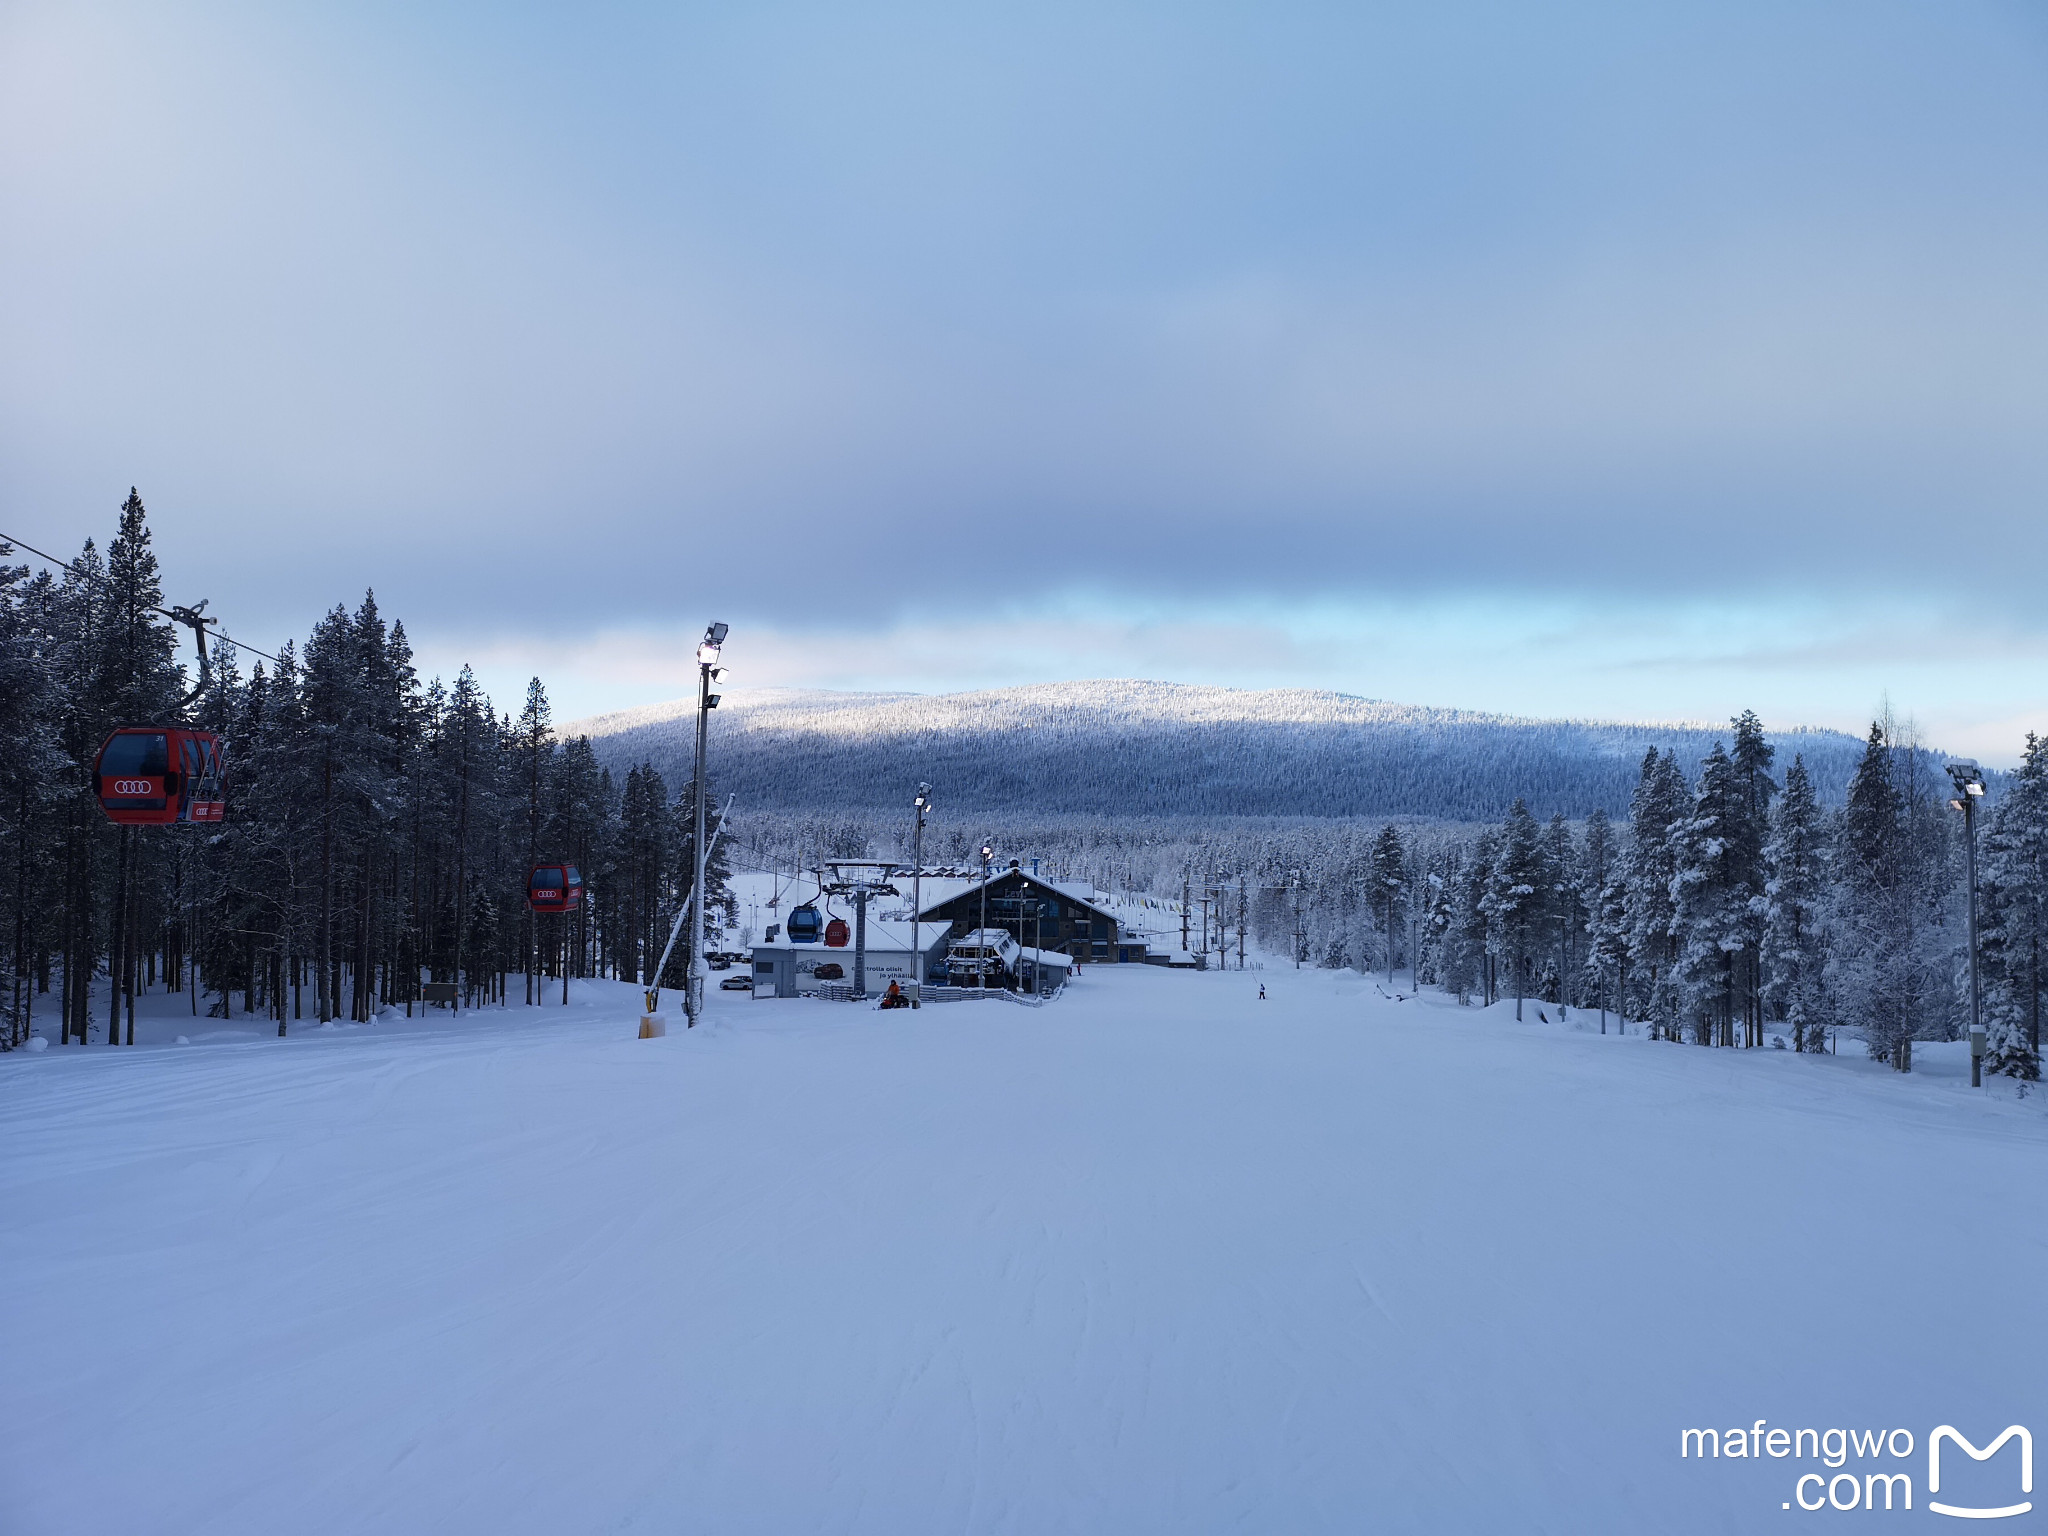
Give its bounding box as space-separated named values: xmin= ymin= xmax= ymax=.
xmin=1 ymin=527 xmax=286 ymax=666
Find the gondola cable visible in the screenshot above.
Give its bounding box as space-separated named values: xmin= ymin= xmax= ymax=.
xmin=0 ymin=528 xmax=285 ymax=666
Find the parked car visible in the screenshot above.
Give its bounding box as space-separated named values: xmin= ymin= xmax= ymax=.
xmin=707 ymin=956 xmax=731 ymax=971
xmin=719 ymin=974 xmax=753 ymax=992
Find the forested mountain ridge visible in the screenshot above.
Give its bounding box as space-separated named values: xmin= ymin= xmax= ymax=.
xmin=566 ymin=681 xmax=1878 ymax=821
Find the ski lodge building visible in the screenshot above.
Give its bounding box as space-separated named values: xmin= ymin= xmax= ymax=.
xmin=748 ymin=921 xmax=950 ymax=1000
xmin=913 ymin=864 xmax=1149 ymax=966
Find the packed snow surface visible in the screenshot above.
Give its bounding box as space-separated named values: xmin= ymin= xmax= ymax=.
xmin=4 ymin=968 xmax=2043 ymax=1533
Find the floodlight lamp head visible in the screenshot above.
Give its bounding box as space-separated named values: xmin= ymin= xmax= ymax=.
xmin=706 ymin=621 xmax=729 ymax=645
xmin=697 ymin=643 xmax=720 ymax=666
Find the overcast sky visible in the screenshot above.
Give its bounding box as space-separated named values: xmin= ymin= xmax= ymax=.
xmin=5 ymin=3 xmax=2047 ymax=757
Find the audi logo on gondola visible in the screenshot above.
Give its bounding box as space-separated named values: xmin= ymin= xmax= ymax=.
xmin=112 ymin=779 xmax=155 ymax=796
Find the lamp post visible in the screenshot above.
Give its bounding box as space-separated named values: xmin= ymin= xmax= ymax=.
xmin=685 ymin=621 xmax=727 ymax=1029
xmin=1948 ymin=758 xmax=1987 ymax=1085
xmin=911 ymin=783 xmax=931 ymax=1007
xmin=979 ymin=842 xmax=992 ymax=989
xmin=1019 ymin=897 xmax=1038 ymax=994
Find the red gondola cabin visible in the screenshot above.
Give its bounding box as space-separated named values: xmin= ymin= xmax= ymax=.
xmin=92 ymin=727 xmax=226 ymax=827
xmin=526 ymin=864 xmax=585 ymax=914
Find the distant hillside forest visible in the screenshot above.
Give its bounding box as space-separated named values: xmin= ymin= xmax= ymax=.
xmin=569 ymin=683 xmax=1877 ymax=823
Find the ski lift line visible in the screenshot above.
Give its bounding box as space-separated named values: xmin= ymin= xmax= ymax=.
xmin=0 ymin=528 xmax=286 ymax=666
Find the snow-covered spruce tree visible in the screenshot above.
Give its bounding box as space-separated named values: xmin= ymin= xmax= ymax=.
xmin=1368 ymin=823 xmax=1407 ymax=984
xmin=1623 ymin=750 xmax=1687 ymax=1038
xmin=1670 ymin=743 xmax=1749 ymax=1046
xmin=1729 ymin=710 xmax=1777 ymax=1046
xmin=1828 ymin=723 xmax=1923 ymax=1069
xmin=1977 ymin=734 xmax=2047 ymax=1078
xmin=87 ymin=495 xmax=187 ymax=1044
xmin=1761 ymin=756 xmax=1829 ymax=1052
xmin=1578 ymin=807 xmax=1624 ymax=1032
xmin=617 ymin=763 xmax=671 ymax=985
xmin=1544 ymin=811 xmax=1582 ymax=1010
xmin=548 ymin=736 xmax=612 ymax=983
xmin=1484 ymin=799 xmax=1547 ymax=1020
xmin=1463 ymin=828 xmax=1499 ymax=1004
xmin=514 ymin=678 xmax=556 ymax=1006
xmin=1424 ymin=845 xmax=1476 ymax=1001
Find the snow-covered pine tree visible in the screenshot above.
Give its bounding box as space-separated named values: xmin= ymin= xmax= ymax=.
xmin=93 ymin=493 xmax=186 ymax=1044
xmin=1671 ymin=743 xmax=1749 ymax=1046
xmin=1729 ymin=710 xmax=1777 ymax=1045
xmin=1462 ymin=829 xmax=1498 ymax=1004
xmin=1623 ymin=750 xmax=1687 ymax=1039
xmin=1423 ymin=845 xmax=1473 ymax=1000
xmin=1977 ymin=733 xmax=2047 ymax=1078
xmin=1578 ymin=808 xmax=1622 ymax=1032
xmin=619 ymin=763 xmax=670 ymax=984
xmin=1761 ymin=756 xmax=1828 ymax=1051
xmin=1829 ymin=723 xmax=1916 ymax=1069
xmin=1544 ymin=811 xmax=1581 ymax=1011
xmin=515 ymin=677 xmax=556 ymax=1005
xmin=1368 ymin=824 xmax=1407 ymax=984
xmin=1484 ymin=799 xmax=1546 ymax=1020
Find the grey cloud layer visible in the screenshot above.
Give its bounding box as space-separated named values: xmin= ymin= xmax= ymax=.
xmin=3 ymin=0 xmax=2045 ymax=641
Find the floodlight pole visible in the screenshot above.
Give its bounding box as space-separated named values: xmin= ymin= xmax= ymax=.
xmin=685 ymin=621 xmax=727 ymax=1029
xmin=1948 ymin=760 xmax=1986 ymax=1085
xmin=980 ymin=843 xmax=992 ymax=987
xmin=912 ymin=784 xmax=931 ymax=1006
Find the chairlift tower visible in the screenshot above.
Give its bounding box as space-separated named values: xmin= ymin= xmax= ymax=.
xmin=821 ymin=861 xmax=903 ymax=999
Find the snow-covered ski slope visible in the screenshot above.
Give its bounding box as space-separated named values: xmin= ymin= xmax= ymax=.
xmin=564 ymin=680 xmax=1875 ymax=820
xmin=4 ymin=969 xmax=2041 ymax=1534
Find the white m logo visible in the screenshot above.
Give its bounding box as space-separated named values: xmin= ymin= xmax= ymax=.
xmin=1929 ymin=1425 xmax=2032 ymax=1519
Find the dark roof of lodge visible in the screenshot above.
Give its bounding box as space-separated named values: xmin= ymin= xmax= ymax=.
xmin=913 ymin=868 xmax=1119 ymax=926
